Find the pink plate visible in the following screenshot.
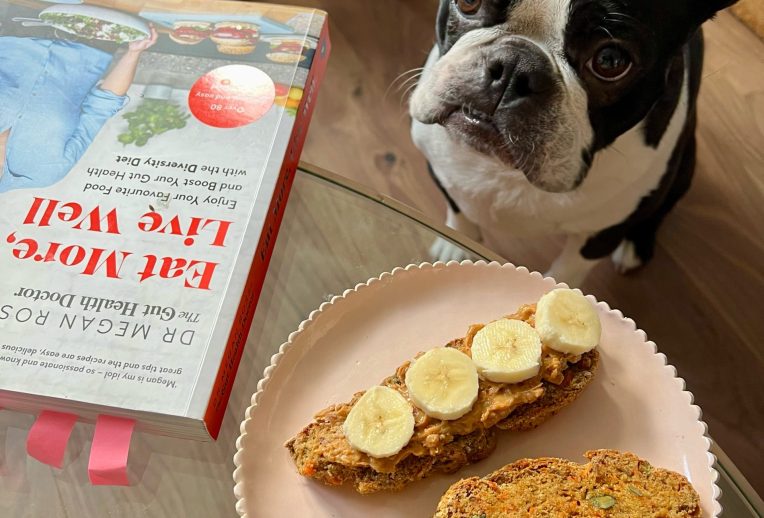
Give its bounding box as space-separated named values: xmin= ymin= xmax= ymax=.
xmin=233 ymin=261 xmax=720 ymax=517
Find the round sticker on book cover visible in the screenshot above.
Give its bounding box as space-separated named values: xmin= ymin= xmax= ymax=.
xmin=189 ymin=65 xmax=275 ymax=128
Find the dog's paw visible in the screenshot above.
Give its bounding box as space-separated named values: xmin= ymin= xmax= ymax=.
xmin=611 ymin=240 xmax=644 ymax=274
xmin=429 ymin=237 xmax=473 ymax=264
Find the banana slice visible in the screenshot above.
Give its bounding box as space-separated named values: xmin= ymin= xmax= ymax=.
xmin=342 ymin=385 xmax=415 ymax=458
xmin=404 ymin=348 xmax=479 ymax=421
xmin=471 ymin=319 xmax=542 ymax=383
xmin=535 ymin=289 xmax=601 ymax=354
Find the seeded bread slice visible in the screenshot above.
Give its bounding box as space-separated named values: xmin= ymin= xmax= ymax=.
xmin=286 ymin=427 xmax=498 ymax=494
xmin=285 ymin=351 xmax=598 ymax=494
xmin=434 ymin=449 xmax=701 ymax=517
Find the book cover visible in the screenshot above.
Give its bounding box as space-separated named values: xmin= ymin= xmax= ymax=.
xmin=0 ymin=0 xmax=330 ymax=440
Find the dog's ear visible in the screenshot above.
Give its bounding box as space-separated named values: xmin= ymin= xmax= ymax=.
xmin=696 ymin=0 xmax=738 ymax=22
xmin=435 ymin=0 xmax=451 ymax=53
xmin=704 ymin=0 xmax=738 ymax=10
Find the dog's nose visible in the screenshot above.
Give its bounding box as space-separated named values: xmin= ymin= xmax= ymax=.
xmin=479 ymin=39 xmax=555 ymax=114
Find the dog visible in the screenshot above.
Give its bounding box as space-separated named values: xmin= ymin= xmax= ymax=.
xmin=410 ymin=0 xmax=737 ymax=286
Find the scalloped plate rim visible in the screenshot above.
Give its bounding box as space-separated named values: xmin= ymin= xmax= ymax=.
xmin=232 ymin=260 xmax=720 ymax=517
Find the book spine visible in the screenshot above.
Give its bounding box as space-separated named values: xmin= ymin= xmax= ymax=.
xmin=203 ymin=19 xmax=332 ymax=439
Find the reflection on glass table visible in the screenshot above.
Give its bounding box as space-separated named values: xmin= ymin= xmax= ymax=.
xmin=0 ymin=163 xmax=760 ymax=517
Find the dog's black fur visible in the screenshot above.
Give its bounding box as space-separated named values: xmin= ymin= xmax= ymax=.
xmin=581 ymin=32 xmax=703 ymax=264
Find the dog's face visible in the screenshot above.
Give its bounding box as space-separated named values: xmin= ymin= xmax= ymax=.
xmin=411 ymin=0 xmax=735 ymax=193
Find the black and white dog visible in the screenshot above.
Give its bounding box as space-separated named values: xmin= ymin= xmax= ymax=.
xmin=410 ymin=0 xmax=736 ymax=286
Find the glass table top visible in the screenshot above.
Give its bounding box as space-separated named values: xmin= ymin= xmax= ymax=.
xmin=0 ymin=163 xmax=760 ymax=517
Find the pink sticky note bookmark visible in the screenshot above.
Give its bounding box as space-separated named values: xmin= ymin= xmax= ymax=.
xmin=26 ymin=411 xmax=78 ymax=468
xmin=88 ymin=415 xmax=135 ymax=486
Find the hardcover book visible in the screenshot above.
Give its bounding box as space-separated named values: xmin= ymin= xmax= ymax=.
xmin=0 ymin=0 xmax=329 ymax=440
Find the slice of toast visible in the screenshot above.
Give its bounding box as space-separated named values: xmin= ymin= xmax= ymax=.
xmin=287 ymin=426 xmax=499 ymax=494
xmin=285 ymin=304 xmax=599 ymax=494
xmin=434 ymin=450 xmax=701 ymax=517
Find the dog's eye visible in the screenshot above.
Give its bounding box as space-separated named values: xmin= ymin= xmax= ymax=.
xmin=587 ymin=45 xmax=633 ymax=82
xmin=456 ymin=0 xmax=482 ymax=15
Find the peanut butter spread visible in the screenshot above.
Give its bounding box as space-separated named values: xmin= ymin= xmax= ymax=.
xmin=305 ymin=304 xmax=584 ymax=474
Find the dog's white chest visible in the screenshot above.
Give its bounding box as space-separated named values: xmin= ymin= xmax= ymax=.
xmin=411 ymin=78 xmax=688 ymax=238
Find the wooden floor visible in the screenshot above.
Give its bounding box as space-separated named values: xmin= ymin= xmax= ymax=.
xmin=279 ymin=0 xmax=764 ymax=494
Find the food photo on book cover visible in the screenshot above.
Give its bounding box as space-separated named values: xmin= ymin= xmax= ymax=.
xmin=0 ymin=1 xmax=314 ymax=193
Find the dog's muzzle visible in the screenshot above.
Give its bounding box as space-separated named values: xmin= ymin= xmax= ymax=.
xmin=469 ymin=37 xmax=557 ymax=117
xmin=431 ymin=37 xmax=562 ymax=174
xmin=412 ymin=33 xmax=590 ymax=194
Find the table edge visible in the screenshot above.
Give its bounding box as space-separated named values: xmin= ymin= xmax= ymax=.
xmin=297 ymin=161 xmax=504 ymax=262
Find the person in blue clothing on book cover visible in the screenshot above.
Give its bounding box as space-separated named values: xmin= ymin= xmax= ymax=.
xmin=0 ymin=26 xmax=158 ymax=193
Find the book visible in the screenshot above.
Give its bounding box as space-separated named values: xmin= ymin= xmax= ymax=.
xmin=0 ymin=0 xmax=330 ymax=440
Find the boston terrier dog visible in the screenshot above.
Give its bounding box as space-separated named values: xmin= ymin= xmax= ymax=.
xmin=410 ymin=0 xmax=737 ymax=286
